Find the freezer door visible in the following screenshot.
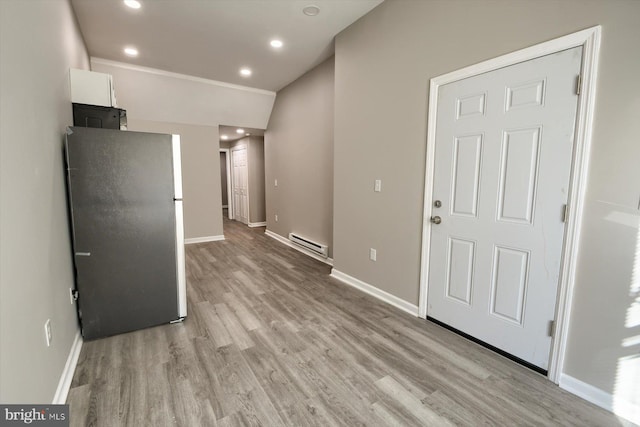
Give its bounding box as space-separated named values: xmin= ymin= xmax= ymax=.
xmin=66 ymin=127 xmax=180 ymax=340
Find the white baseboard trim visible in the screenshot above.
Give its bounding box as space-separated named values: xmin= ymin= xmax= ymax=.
xmin=330 ymin=269 xmax=419 ymax=317
xmin=184 ymin=235 xmax=225 ymax=244
xmin=248 ymin=221 xmax=267 ymax=228
xmin=560 ymin=373 xmax=612 ymax=410
xmin=52 ymin=330 xmax=83 ymax=404
xmin=559 ymin=373 xmax=639 ymax=425
xmin=265 ymin=229 xmax=333 ymax=266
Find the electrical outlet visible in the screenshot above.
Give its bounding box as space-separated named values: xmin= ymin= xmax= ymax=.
xmin=369 ymin=248 xmax=377 ymax=261
xmin=374 ymin=179 xmax=382 ymax=192
xmin=44 ymin=319 xmax=52 ymax=347
xmin=275 ymin=214 xmax=278 ymax=222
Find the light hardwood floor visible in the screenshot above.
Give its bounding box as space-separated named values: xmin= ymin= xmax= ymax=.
xmin=67 ymin=218 xmax=633 ymax=426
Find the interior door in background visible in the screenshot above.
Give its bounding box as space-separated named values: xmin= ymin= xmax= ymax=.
xmin=231 ymin=146 xmax=249 ymax=224
xmin=427 ymin=47 xmax=582 ymax=370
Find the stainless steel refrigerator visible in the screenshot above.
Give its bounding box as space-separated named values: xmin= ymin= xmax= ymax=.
xmin=65 ymin=126 xmax=186 ymax=340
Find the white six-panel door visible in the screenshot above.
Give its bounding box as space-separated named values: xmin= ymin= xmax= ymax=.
xmin=427 ymin=47 xmax=582 ymax=370
xmin=231 ymin=147 xmax=249 ymax=225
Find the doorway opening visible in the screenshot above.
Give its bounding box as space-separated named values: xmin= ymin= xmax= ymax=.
xmin=218 ymin=125 xmax=267 ymax=231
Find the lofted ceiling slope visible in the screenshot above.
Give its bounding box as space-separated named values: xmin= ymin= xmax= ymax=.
xmin=71 ymin=0 xmax=384 ymax=92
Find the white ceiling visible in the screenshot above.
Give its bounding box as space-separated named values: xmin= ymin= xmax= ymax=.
xmin=71 ymin=0 xmax=384 ymax=92
xmin=219 ymin=125 xmax=265 ymax=143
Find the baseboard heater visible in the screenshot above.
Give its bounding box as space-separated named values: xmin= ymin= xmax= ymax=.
xmin=288 ymin=233 xmax=328 ymax=258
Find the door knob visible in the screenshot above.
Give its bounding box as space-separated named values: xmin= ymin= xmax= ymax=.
xmin=430 ymin=216 xmax=442 ymax=224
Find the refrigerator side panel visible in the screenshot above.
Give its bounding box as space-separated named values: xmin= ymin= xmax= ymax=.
xmin=172 ymin=135 xmax=187 ymax=318
xmin=175 ymin=200 xmax=186 ymax=318
xmin=172 ymin=134 xmax=183 ymax=200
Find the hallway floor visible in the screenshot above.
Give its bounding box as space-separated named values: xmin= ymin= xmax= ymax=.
xmin=66 ymin=218 xmax=632 ymax=426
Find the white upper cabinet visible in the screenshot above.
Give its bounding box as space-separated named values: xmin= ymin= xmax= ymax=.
xmin=69 ymin=69 xmax=117 ymax=107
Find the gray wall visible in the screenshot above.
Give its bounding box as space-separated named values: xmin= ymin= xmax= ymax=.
xmin=91 ymin=60 xmax=275 ymax=130
xmin=265 ymin=57 xmax=335 ymax=255
xmin=220 ymin=152 xmax=228 ymax=207
xmin=127 ymin=119 xmax=223 ymax=239
xmin=229 ymin=136 xmax=266 ymax=224
xmin=334 ymin=0 xmax=640 ymax=400
xmin=0 ymin=0 xmax=89 ymax=402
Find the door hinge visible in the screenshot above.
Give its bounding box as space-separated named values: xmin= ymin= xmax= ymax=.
xmin=562 ymin=204 xmax=569 ymax=223
xmin=548 ymin=320 xmax=555 ymax=337
xmin=575 ymin=74 xmax=582 ymax=95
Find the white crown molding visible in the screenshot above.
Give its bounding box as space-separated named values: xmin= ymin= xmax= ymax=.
xmin=52 ymin=330 xmax=83 ymax=404
xmin=265 ymin=229 xmax=333 ymax=266
xmin=330 ymin=269 xmax=419 ymax=317
xmin=184 ymin=235 xmax=225 ymax=244
xmin=90 ymin=57 xmax=276 ymax=97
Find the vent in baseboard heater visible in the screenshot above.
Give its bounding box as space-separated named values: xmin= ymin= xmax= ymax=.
xmin=288 ymin=233 xmax=328 ymax=258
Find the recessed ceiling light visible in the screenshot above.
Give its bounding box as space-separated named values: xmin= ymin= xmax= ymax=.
xmin=221 ymin=135 xmax=228 ymax=140
xmin=270 ymin=39 xmax=283 ymax=48
xmin=302 ymin=5 xmax=320 ymax=16
xmin=245 ymin=133 xmax=250 ymax=136
xmin=124 ymin=47 xmax=139 ymax=57
xmin=236 ymin=129 xmax=245 ymax=134
xmin=239 ymin=67 xmax=252 ymax=77
xmin=124 ymin=0 xmax=141 ymax=9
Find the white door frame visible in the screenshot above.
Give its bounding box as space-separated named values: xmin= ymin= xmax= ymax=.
xmin=220 ymin=148 xmax=233 ymax=220
xmin=418 ymin=26 xmax=601 ymax=383
xmin=230 ymin=144 xmax=250 ymax=224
